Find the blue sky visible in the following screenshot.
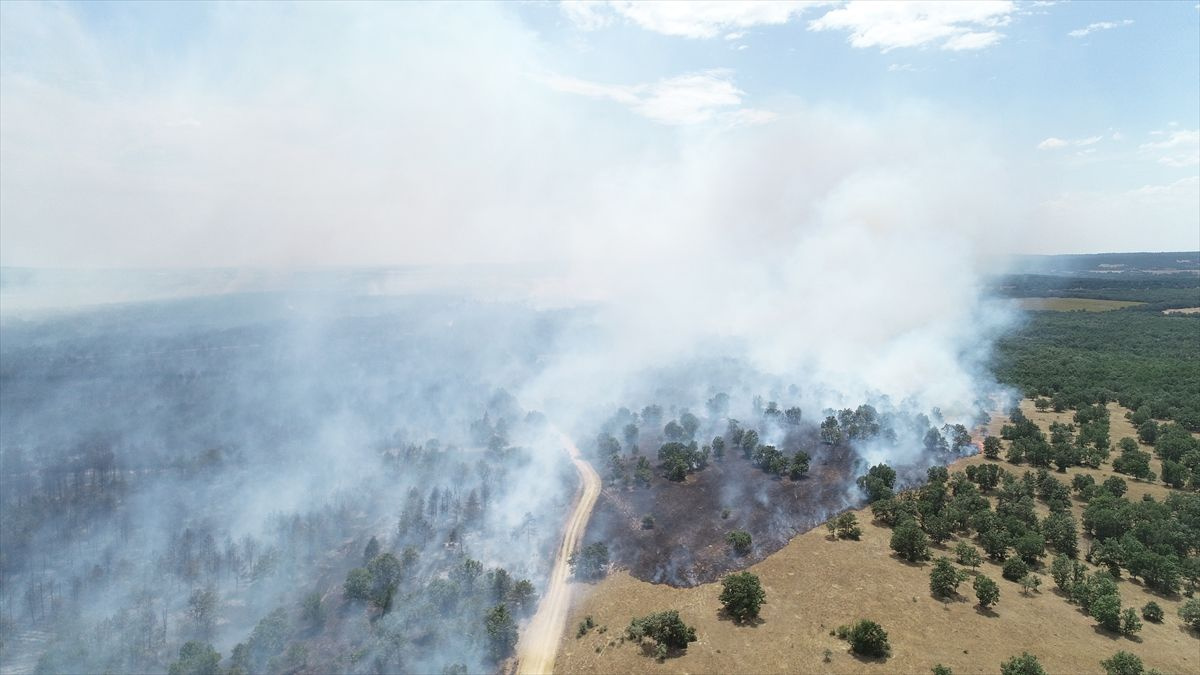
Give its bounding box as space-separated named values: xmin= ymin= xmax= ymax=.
xmin=0 ymin=1 xmax=1196 ymax=268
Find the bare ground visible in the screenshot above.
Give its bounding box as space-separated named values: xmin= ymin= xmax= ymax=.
xmin=553 ymin=401 xmax=1198 ymax=675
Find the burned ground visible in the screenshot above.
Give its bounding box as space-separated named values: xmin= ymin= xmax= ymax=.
xmin=584 ymin=427 xmax=864 ymax=587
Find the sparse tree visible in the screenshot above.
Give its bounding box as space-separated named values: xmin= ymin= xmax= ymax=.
xmin=1179 ymin=598 xmax=1200 ymax=630
xmin=626 ymin=610 xmax=697 ymax=658
xmin=1120 ymin=608 xmax=1142 ymax=636
xmin=983 ymin=436 xmax=1002 ymax=459
xmin=1002 ymin=557 xmax=1030 ymax=582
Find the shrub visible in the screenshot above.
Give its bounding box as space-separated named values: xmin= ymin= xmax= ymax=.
xmin=1141 ymin=601 xmax=1163 ymax=623
xmin=933 ymin=665 xmax=953 ymax=675
xmin=626 ymin=610 xmax=697 ymax=655
xmin=847 ymin=619 xmax=889 ymax=657
xmin=1100 ymin=651 xmax=1144 ymax=675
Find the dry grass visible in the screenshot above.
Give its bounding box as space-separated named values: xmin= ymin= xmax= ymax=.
xmin=553 ymin=401 xmax=1198 ymax=675
xmin=1016 ymin=297 xmax=1144 ymax=312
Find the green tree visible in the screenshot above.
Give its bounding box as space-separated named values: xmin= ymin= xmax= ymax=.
xmin=569 ymin=542 xmax=610 ymax=580
xmin=719 ymin=572 xmax=766 ymax=622
xmin=485 ymin=604 xmax=518 ymax=662
xmin=929 ymin=557 xmax=965 ymax=598
xmin=1120 ymin=608 xmax=1142 ymax=636
xmin=1091 ymin=593 xmax=1122 ymax=632
xmin=833 ymin=512 xmax=862 ymax=540
xmin=726 ymin=530 xmax=752 ymax=556
xmin=1002 ymin=557 xmax=1029 ymax=582
xmin=300 ymin=592 xmax=324 ymax=630
xmin=168 ymin=642 xmax=221 ymax=675
xmin=1050 ymin=554 xmax=1074 ymax=593
xmin=954 ymin=541 xmax=982 ymax=568
xmin=983 ymin=436 xmax=1002 ymax=459
xmin=507 ymin=579 xmax=537 ymax=616
xmin=890 ymin=519 xmax=929 ymax=562
xmin=974 ymin=574 xmax=999 ymax=609
xmin=343 ymin=567 xmax=372 ymax=602
xmin=847 ymin=619 xmax=889 ymax=657
xmin=367 ymin=553 xmax=403 ymax=611
xmin=790 ymin=451 xmax=811 ymax=479
xmin=1100 ymin=651 xmax=1144 ymax=675
xmin=1000 ymin=652 xmax=1047 ymax=675
xmin=857 ymin=464 xmax=896 ymax=502
xmin=363 ymin=535 xmax=380 ymax=565
xmin=1179 ymin=598 xmax=1200 ymax=630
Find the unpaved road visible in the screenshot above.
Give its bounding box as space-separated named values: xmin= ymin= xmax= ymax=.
xmin=516 ymin=430 xmax=601 ymax=675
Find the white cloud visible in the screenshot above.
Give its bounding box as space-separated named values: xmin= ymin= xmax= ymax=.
xmin=540 ymin=69 xmax=768 ymax=125
xmin=1140 ymin=129 xmax=1200 ymax=167
xmin=887 ymin=63 xmax=916 ymax=72
xmin=942 ymin=30 xmax=1003 ymax=51
xmin=561 ymin=1 xmax=831 ymax=39
xmin=807 ymin=1 xmax=1015 ymax=52
xmin=1067 ymin=19 xmax=1133 ymax=38
xmin=724 ymin=31 xmax=746 ymax=40
xmin=1037 ymin=134 xmax=1107 ymax=150
xmin=1039 ymin=177 xmax=1200 ymax=253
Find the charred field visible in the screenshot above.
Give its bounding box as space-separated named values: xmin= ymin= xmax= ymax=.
xmin=588 ymin=429 xmax=859 ymax=586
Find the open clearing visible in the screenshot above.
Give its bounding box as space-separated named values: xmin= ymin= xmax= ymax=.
xmin=1016 ymin=297 xmax=1145 ymax=312
xmin=553 ymin=401 xmax=1197 ymax=675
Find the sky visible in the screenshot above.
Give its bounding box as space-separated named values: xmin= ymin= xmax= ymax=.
xmin=0 ymin=0 xmax=1197 ymax=268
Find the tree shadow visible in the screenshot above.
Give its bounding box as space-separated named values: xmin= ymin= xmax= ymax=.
xmin=716 ymin=607 xmax=765 ymax=627
xmin=848 ymin=650 xmax=890 ymax=665
xmin=892 ymin=554 xmax=927 ymax=568
xmin=1089 ymin=625 xmax=1122 ymax=641
xmin=974 ymin=605 xmax=999 ymax=618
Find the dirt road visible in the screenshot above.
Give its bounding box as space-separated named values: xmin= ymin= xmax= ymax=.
xmin=515 ymin=430 xmax=601 ymax=675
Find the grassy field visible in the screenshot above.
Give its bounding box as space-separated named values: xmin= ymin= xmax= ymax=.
xmin=552 ymin=400 xmax=1197 ymax=675
xmin=1016 ymin=297 xmax=1144 ymax=312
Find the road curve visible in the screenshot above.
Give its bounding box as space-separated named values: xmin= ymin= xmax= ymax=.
xmin=516 ymin=429 xmax=601 ymax=675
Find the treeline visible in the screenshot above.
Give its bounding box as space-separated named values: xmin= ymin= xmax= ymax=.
xmin=996 ymin=273 xmax=1200 ymax=308
xmin=994 ymin=310 xmax=1200 ymax=430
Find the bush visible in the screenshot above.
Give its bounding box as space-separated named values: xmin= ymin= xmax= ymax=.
xmin=626 ymin=610 xmax=697 ymax=656
xmin=726 ymin=530 xmax=752 ymax=556
xmin=1002 ymin=557 xmax=1029 ymax=582
xmin=1000 ymin=652 xmax=1047 ymax=675
xmin=933 ymin=665 xmax=953 ymax=675
xmin=1100 ymin=651 xmax=1144 ymax=675
xmin=719 ymin=572 xmax=766 ymax=622
xmin=1141 ymin=601 xmax=1163 ymax=623
xmin=954 ymin=542 xmax=982 ymax=568
xmin=847 ymin=619 xmax=889 ymax=657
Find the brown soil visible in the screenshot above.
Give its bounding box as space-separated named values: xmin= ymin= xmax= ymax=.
xmin=554 ymin=401 xmax=1198 ymax=675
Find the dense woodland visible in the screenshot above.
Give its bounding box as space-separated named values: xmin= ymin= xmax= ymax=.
xmin=993 ymin=272 xmax=1200 ymax=431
